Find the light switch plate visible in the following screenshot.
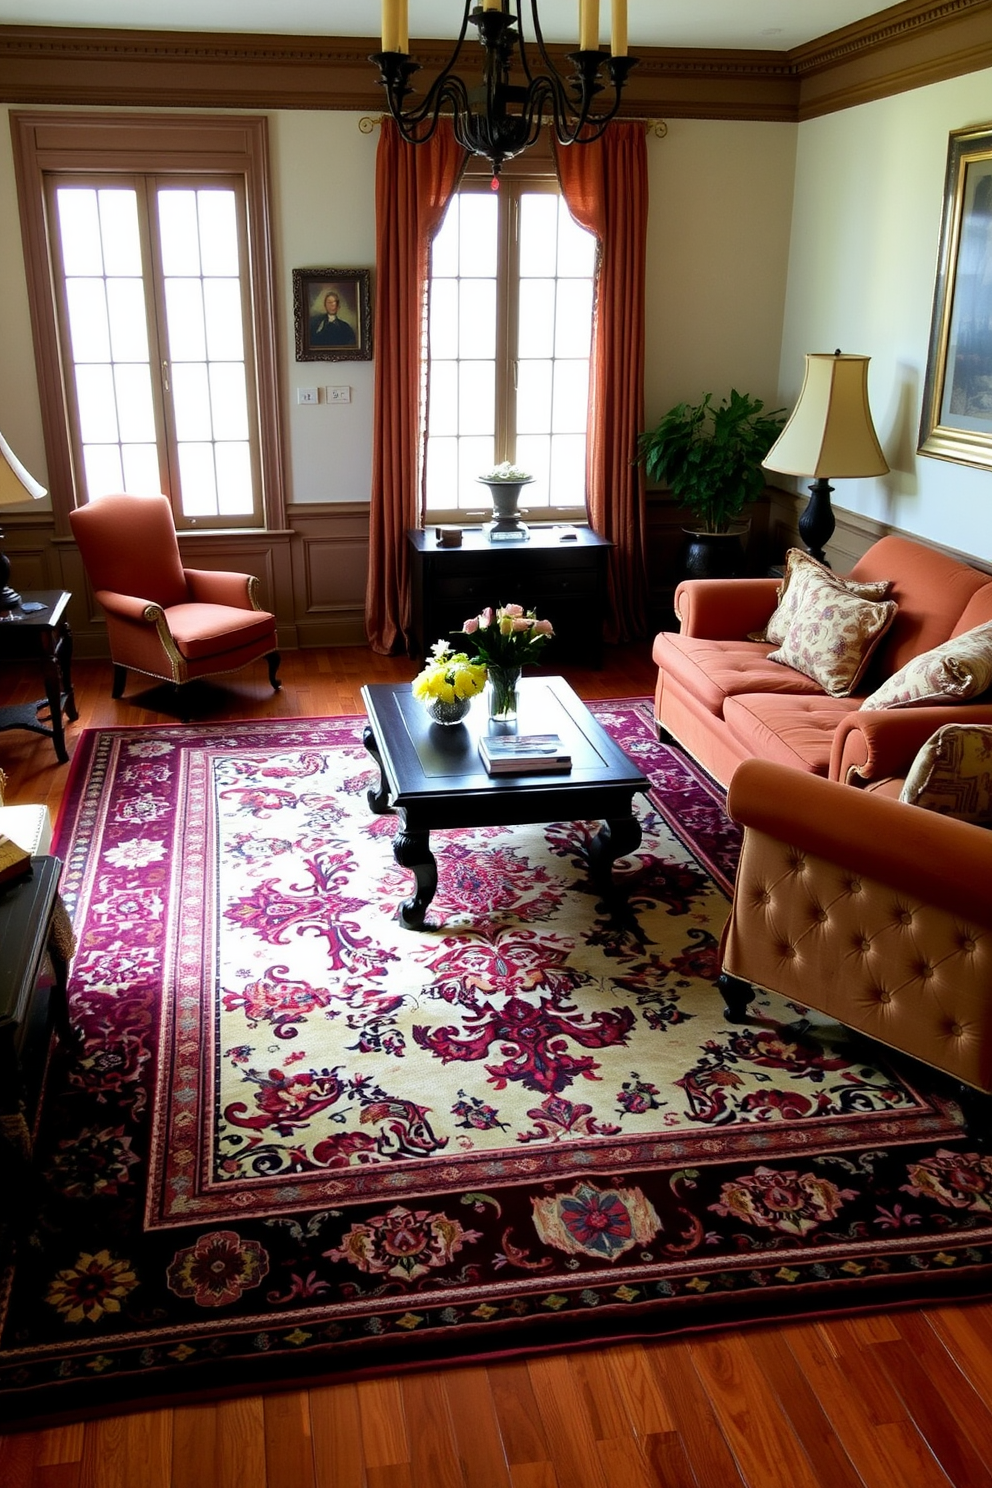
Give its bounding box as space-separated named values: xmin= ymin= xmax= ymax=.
xmin=297 ymin=387 xmax=318 ymax=405
xmin=326 ymin=386 xmax=352 ymax=404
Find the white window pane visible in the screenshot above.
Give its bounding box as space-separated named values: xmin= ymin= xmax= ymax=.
xmin=425 ymin=436 xmax=459 ymax=509
xmin=165 ymin=279 xmax=207 ymax=362
xmin=459 ymin=194 xmax=498 ymax=277
xmin=82 ymin=443 xmax=124 ymax=499
xmin=552 ymin=360 xmax=590 ymax=433
xmin=172 ymin=363 xmax=212 ymax=440
xmin=516 ymin=361 xmax=553 ymax=433
xmin=158 ymin=191 xmax=202 ymax=276
xmin=557 ymin=202 xmax=597 ymax=276
xmin=514 ymin=435 xmax=551 ymax=502
xmin=57 ymin=190 xmax=104 ymax=276
xmin=209 ymin=363 xmax=250 ymax=441
xmin=428 ymin=362 xmax=459 ymax=436
xmin=519 ymin=194 xmax=559 ymax=277
xmin=549 ymin=433 xmax=587 ymax=505
xmin=430 ymin=280 xmax=459 ymax=360
xmin=66 ymin=280 xmax=111 ymax=363
xmin=215 ymin=442 xmax=254 ymax=516
xmin=197 ymin=190 xmax=239 ymax=276
xmin=459 ymin=280 xmax=496 ymax=359
xmin=99 ymin=190 xmax=143 ymax=277
xmin=458 ymin=362 xmax=495 ymax=436
xmin=107 ymin=280 xmax=151 ymax=362
xmin=121 ymin=444 xmax=162 ymax=495
xmin=203 ymin=279 xmax=245 ymax=361
xmin=178 ymin=443 xmax=218 ymax=516
xmin=431 ymin=199 xmax=460 ymax=278
xmin=75 ymin=365 xmax=120 ymax=442
xmin=518 ymin=280 xmax=555 ymax=358
xmin=554 ymin=280 xmax=594 ymax=358
xmin=114 ymin=363 xmax=157 ymax=441
xmin=458 ymin=437 xmax=495 ymax=504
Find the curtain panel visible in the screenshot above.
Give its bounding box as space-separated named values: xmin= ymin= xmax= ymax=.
xmin=554 ymin=123 xmax=649 ymax=643
xmin=366 ymin=120 xmax=466 ymax=655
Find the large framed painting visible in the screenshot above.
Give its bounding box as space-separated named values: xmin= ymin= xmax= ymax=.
xmin=919 ymin=124 xmax=992 ymax=470
xmin=293 ymin=267 xmax=372 ymax=362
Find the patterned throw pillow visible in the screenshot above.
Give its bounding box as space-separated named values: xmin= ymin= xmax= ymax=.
xmin=767 ymin=565 xmax=898 ymax=697
xmin=900 ymin=724 xmax=992 ymax=822
xmin=752 ymin=549 xmax=893 ymax=646
xmin=860 ymin=622 xmax=992 ymax=710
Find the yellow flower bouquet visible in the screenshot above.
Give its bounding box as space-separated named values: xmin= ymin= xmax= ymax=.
xmin=412 ymin=641 xmax=488 ymax=725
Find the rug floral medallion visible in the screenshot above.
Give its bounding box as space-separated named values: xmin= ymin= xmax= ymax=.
xmin=2 ymin=700 xmax=990 ymax=1421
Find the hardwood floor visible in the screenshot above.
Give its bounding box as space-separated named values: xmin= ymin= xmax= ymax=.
xmin=1 ymin=644 xmax=989 ymax=1487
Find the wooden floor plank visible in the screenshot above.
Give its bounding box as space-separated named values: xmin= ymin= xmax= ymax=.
xmin=400 ymin=1372 xmax=465 ymax=1488
xmin=745 ymin=1327 xmax=865 ymax=1488
xmin=488 ymin=1360 xmax=555 ymax=1470
xmin=357 ymin=1378 xmax=410 ymax=1471
xmin=645 ymin=1339 xmax=747 ymax=1488
xmin=525 ymin=1355 xmax=610 ymax=1488
xmin=309 ymin=1382 xmax=368 ymax=1488
xmin=601 ymin=1345 xmax=678 ymax=1438
xmin=172 ymin=1396 xmax=267 ymax=1488
xmin=870 ymin=1330 xmax=992 ymax=1488
xmin=262 ymin=1391 xmax=316 ymax=1488
xmin=440 ymin=1366 xmax=514 ymax=1488
xmin=78 ymin=1410 xmax=172 ymax=1488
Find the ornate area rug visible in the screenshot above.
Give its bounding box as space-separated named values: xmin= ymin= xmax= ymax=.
xmin=2 ymin=700 xmax=988 ymax=1424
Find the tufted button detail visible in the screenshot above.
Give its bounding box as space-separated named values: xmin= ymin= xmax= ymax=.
xmin=919 ymin=963 xmax=934 ymax=980
xmin=961 ymin=937 xmax=977 ymax=954
xmin=778 ymin=943 xmax=797 ymax=959
xmin=950 ymin=1022 xmax=964 ymax=1038
xmin=877 ymin=990 xmax=892 ymax=1005
xmin=859 ymin=938 xmax=872 ymax=954
xmin=899 ymin=910 xmax=913 ymax=926
xmin=846 ymin=878 xmax=862 ymax=894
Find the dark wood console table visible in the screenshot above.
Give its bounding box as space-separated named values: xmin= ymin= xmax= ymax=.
xmin=0 ymin=590 xmax=78 ymax=763
xmin=407 ymin=526 xmax=612 ymax=666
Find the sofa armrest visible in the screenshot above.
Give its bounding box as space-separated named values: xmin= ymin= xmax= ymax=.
xmin=727 ymin=757 xmax=992 ymax=927
xmin=673 ymin=577 xmax=781 ymax=638
xmin=94 ymin=589 xmax=164 ymax=624
xmin=184 ymin=568 xmax=259 ymax=609
xmin=830 ymin=704 xmax=992 ymax=785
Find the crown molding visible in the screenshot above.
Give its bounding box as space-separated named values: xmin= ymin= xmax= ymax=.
xmin=0 ymin=1 xmax=988 ymax=122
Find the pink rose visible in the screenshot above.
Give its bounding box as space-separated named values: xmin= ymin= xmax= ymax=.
xmin=532 ymin=618 xmax=554 ymax=636
xmin=462 ymin=617 xmax=479 ymax=634
xmin=502 ymin=604 xmax=524 ymax=618
xmin=479 ymin=607 xmax=494 ymax=629
xmin=511 ymin=617 xmax=532 ymax=632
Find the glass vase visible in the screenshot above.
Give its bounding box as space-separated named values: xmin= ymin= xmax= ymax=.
xmin=424 ymin=694 xmax=471 ymax=726
xmin=487 ymin=665 xmax=521 ymax=723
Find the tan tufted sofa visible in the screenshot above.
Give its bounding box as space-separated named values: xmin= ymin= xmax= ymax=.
xmin=717 ymin=758 xmax=992 ymax=1129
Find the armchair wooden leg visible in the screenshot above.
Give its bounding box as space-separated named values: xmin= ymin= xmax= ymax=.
xmin=267 ymin=651 xmax=282 ymax=690
xmin=111 ymin=664 xmax=127 ymax=698
xmin=717 ymin=970 xmax=756 ymax=1023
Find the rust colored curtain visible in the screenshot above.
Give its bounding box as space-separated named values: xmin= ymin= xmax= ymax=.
xmin=366 ymin=120 xmax=465 ymax=654
xmin=554 ymin=124 xmax=649 ymax=643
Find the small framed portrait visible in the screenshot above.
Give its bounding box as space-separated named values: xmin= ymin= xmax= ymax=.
xmin=919 ymin=125 xmax=992 ymax=470
xmin=293 ymin=267 xmax=372 ymax=361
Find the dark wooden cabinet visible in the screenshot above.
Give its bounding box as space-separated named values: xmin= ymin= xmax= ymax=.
xmin=407 ymin=526 xmax=612 ymax=666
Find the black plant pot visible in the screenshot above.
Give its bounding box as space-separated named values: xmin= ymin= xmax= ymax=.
xmin=681 ymin=527 xmax=747 ymax=580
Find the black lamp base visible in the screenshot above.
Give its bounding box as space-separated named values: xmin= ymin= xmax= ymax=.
xmin=798 ymin=477 xmax=835 ymax=566
xmin=0 ymin=534 xmax=20 ymax=609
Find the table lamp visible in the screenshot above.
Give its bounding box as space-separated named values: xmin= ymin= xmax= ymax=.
xmin=0 ymin=430 xmax=47 ymax=610
xmin=762 ymin=352 xmax=888 ymax=564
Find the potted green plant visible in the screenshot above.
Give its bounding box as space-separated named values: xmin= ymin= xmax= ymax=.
xmin=638 ymin=389 xmax=785 ymax=577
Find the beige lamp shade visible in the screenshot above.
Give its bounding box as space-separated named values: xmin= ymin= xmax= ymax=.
xmin=0 ymin=430 xmax=47 ymax=507
xmin=762 ymin=353 xmax=889 ymax=479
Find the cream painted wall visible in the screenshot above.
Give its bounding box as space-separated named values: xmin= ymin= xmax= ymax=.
xmin=0 ymin=107 xmax=50 ymax=508
xmin=270 ymin=110 xmax=378 ymax=505
xmin=644 ymin=118 xmax=797 ymax=425
xmin=778 ymin=67 xmax=992 ymax=561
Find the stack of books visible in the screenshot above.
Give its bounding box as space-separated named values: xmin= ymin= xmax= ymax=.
xmin=479 ymin=733 xmax=572 ymax=776
xmin=0 ymin=832 xmax=32 ymax=886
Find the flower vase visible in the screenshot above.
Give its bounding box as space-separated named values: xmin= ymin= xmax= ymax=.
xmin=487 ymin=665 xmax=521 ymax=723
xmin=424 ymin=695 xmax=471 ymax=726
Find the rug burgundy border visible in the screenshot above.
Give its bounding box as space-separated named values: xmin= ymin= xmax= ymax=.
xmin=1 ymin=701 xmax=989 ymax=1426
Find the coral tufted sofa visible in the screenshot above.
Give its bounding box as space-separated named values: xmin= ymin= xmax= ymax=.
xmin=717 ymin=758 xmax=992 ymax=1125
xmin=653 ymin=534 xmax=992 ymax=789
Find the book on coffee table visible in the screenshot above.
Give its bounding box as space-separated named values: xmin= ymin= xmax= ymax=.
xmin=479 ymin=733 xmax=572 ymax=775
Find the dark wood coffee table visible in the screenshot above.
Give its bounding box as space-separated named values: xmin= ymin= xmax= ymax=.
xmin=360 ymin=676 xmax=649 ymax=929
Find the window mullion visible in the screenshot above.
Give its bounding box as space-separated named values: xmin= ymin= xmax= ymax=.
xmin=138 ymin=178 xmax=175 ymax=512
xmin=495 ymin=183 xmax=518 ymax=467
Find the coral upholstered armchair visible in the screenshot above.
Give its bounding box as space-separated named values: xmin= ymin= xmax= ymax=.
xmin=69 ymin=494 xmax=280 ymax=702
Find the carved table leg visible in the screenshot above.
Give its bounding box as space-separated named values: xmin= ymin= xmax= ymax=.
xmin=392 ymin=828 xmax=437 ymax=930
xmin=362 ymin=724 xmax=393 ymax=815
xmin=587 ymin=813 xmax=642 ymax=899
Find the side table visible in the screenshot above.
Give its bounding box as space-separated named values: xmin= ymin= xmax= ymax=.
xmin=0 ymin=589 xmax=78 ymax=763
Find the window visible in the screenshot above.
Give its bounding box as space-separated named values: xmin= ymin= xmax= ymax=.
xmin=11 ymin=113 xmax=284 ymax=535
xmin=51 ymin=177 xmax=259 ymax=526
xmin=424 ymin=174 xmax=597 ymax=522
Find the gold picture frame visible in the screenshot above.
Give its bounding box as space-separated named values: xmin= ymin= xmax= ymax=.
xmin=919 ymin=124 xmax=992 ymax=469
xmin=293 ymin=267 xmax=372 ymax=362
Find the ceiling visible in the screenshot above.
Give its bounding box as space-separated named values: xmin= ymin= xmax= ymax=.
xmin=0 ymin=1 xmax=892 ymax=52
